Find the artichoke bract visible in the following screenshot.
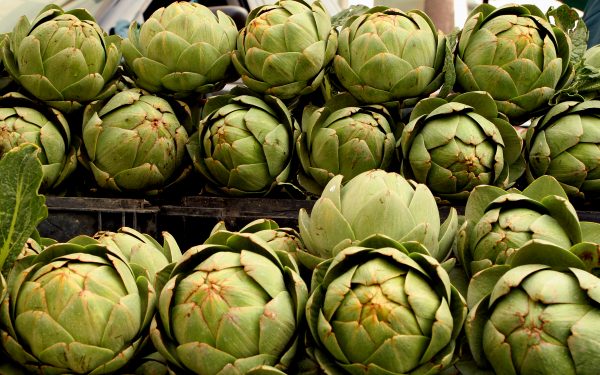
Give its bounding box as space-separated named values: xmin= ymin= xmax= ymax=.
xmin=0 ymin=239 xmax=156 ymax=374
xmin=122 ymin=2 xmax=238 ymax=98
xmin=232 ymin=0 xmax=337 ymax=100
xmin=80 ymin=88 xmax=190 ymax=194
xmin=526 ymin=100 xmax=600 ymax=199
xmin=456 ymin=175 xmax=583 ymax=277
xmin=187 ymin=91 xmax=298 ymax=196
xmin=298 ymin=170 xmax=458 ymax=269
xmin=0 ymin=5 xmax=121 ymax=113
xmin=466 ymin=245 xmax=600 ymax=375
xmin=297 ymin=93 xmax=396 ymax=195
xmin=455 ymin=4 xmax=572 ymax=123
xmin=150 ymin=231 xmax=308 ymax=374
xmin=333 ymin=7 xmax=445 ymax=105
xmin=306 ymin=239 xmax=467 ymax=374
xmin=400 ymin=92 xmax=524 ymax=200
xmin=0 ymin=92 xmax=78 ymax=191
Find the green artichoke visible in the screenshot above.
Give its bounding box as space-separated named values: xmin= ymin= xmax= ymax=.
xmin=306 ymin=237 xmax=467 ymax=374
xmin=456 ymin=175 xmax=583 ymax=277
xmin=0 ymin=239 xmax=156 ymax=374
xmin=80 ymin=88 xmax=190 ymax=194
xmin=400 ymin=92 xmax=524 ymax=200
xmin=455 ymin=3 xmax=572 ymax=123
xmin=0 ymin=36 xmax=12 ymax=93
xmin=466 ymin=245 xmax=600 ymax=375
xmin=232 ymin=0 xmax=337 ymax=100
xmin=93 ymin=227 xmax=182 ymax=288
xmin=333 ymin=7 xmax=445 ymax=105
xmin=297 ymin=93 xmax=396 ymax=195
xmin=525 ymin=100 xmax=600 ymax=199
xmin=187 ymin=91 xmax=299 ymax=196
xmin=298 ymin=170 xmax=458 ymax=269
xmin=0 ymin=92 xmax=77 ymax=191
xmin=0 ymin=5 xmax=121 ymax=113
xmin=122 ymin=2 xmax=238 ymax=98
xmin=150 ymin=231 xmax=308 ymax=374
xmin=210 ymin=218 xmax=304 ymax=255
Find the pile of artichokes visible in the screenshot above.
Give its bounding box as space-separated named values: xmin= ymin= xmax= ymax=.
xmin=1 ymin=0 xmax=600 ymax=372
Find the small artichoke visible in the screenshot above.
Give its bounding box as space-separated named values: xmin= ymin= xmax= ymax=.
xmin=525 ymin=100 xmax=600 ymax=199
xmin=187 ymin=91 xmax=299 ymax=196
xmin=122 ymin=2 xmax=239 ymax=98
xmin=0 ymin=5 xmax=121 ymax=113
xmin=400 ymin=91 xmax=524 ymax=200
xmin=151 ymin=231 xmax=308 ymax=374
xmin=298 ymin=170 xmax=458 ymax=269
xmin=80 ymin=88 xmax=190 ymax=194
xmin=456 ymin=175 xmax=583 ymax=277
xmin=93 ymin=227 xmax=182 ymax=288
xmin=233 ymin=0 xmax=337 ymax=100
xmin=306 ymin=238 xmax=467 ymax=374
xmin=334 ymin=7 xmax=445 ymax=105
xmin=0 ymin=92 xmax=77 ymax=191
xmin=297 ymin=93 xmax=396 ymax=195
xmin=0 ymin=239 xmax=156 ymax=374
xmin=455 ymin=3 xmax=572 ymax=123
xmin=466 ymin=246 xmax=600 ymax=375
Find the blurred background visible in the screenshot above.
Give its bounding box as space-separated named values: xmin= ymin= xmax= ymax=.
xmin=0 ymin=0 xmax=584 ymax=35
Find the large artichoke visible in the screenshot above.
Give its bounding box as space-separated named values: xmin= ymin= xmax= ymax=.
xmin=0 ymin=5 xmax=121 ymax=113
xmin=456 ymin=175 xmax=583 ymax=277
xmin=525 ymin=100 xmax=600 ymax=199
xmin=0 ymin=238 xmax=156 ymax=374
xmin=232 ymin=0 xmax=337 ymax=100
xmin=150 ymin=230 xmax=308 ymax=374
xmin=298 ymin=170 xmax=458 ymax=269
xmin=187 ymin=91 xmax=299 ymax=196
xmin=455 ymin=3 xmax=572 ymax=123
xmin=297 ymin=93 xmax=396 ymax=195
xmin=333 ymin=7 xmax=445 ymax=105
xmin=0 ymin=92 xmax=77 ymax=191
xmin=80 ymin=88 xmax=190 ymax=194
xmin=306 ymin=237 xmax=467 ymax=374
xmin=122 ymin=2 xmax=239 ymax=98
xmin=466 ymin=244 xmax=600 ymax=375
xmin=400 ymin=92 xmax=524 ymax=200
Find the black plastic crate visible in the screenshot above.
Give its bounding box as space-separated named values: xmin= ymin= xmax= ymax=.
xmin=38 ymin=197 xmax=160 ymax=242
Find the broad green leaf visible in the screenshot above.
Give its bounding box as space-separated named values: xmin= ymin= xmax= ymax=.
xmin=0 ymin=144 xmax=47 ymax=274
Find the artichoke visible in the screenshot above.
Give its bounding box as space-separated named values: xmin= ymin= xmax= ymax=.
xmin=525 ymin=100 xmax=600 ymax=199
xmin=80 ymin=88 xmax=190 ymax=194
xmin=0 ymin=92 xmax=77 ymax=191
xmin=0 ymin=5 xmax=121 ymax=113
xmin=0 ymin=238 xmax=156 ymax=373
xmin=400 ymin=92 xmax=524 ymax=200
xmin=298 ymin=170 xmax=458 ymax=269
xmin=210 ymin=218 xmax=304 ymax=255
xmin=187 ymin=91 xmax=299 ymax=196
xmin=232 ymin=0 xmax=337 ymax=99
xmin=93 ymin=227 xmax=182 ymax=288
xmin=466 ymin=243 xmax=600 ymax=375
xmin=150 ymin=230 xmax=308 ymax=374
xmin=297 ymin=93 xmax=396 ymax=195
xmin=124 ymin=352 xmax=173 ymax=375
xmin=455 ymin=3 xmax=572 ymax=123
xmin=122 ymin=2 xmax=239 ymax=98
xmin=306 ymin=237 xmax=467 ymax=374
xmin=456 ymin=175 xmax=583 ymax=277
xmin=333 ymin=7 xmax=445 ymax=105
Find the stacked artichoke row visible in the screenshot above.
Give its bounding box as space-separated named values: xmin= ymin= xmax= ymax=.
xmin=1 ymin=0 xmax=600 ymax=373
xmin=2 ymin=164 xmax=600 ymax=374
xmin=0 ymin=0 xmax=598 ymax=202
